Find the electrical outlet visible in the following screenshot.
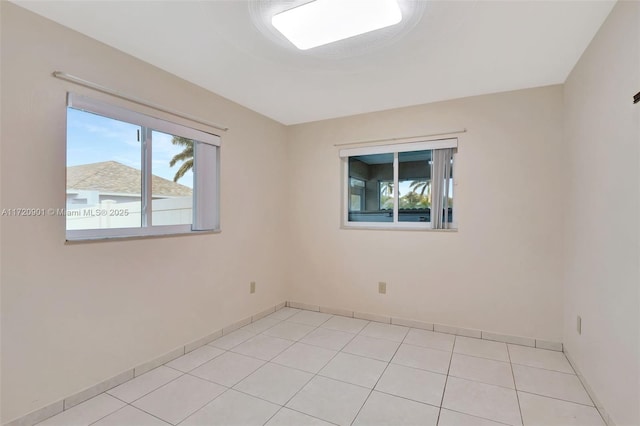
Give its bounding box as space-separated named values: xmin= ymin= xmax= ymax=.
xmin=378 ymin=282 xmax=387 ymax=294
xmin=250 ymin=281 xmax=256 ymax=294
xmin=577 ymin=315 xmax=582 ymax=334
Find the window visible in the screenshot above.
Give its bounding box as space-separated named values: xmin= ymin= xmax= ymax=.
xmin=341 ymin=138 xmax=456 ymax=229
xmin=349 ymin=178 xmax=365 ymax=212
xmin=66 ymin=94 xmax=220 ymax=240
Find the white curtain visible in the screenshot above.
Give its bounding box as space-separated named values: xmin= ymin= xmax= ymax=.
xmin=431 ymin=148 xmax=453 ymax=229
xmin=192 ymin=142 xmax=219 ymax=231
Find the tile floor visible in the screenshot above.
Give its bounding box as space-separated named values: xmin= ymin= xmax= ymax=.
xmin=37 ymin=308 xmax=605 ymax=426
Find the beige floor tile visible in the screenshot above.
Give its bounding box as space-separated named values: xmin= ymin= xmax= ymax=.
xmin=449 ymin=353 xmax=514 ymax=389
xmin=518 ymin=392 xmax=604 ymax=426
xmin=342 ymin=335 xmax=400 ymax=362
xmin=132 ymin=375 xmax=225 ymax=425
xmin=181 ymin=389 xmax=279 ymax=426
xmin=190 ymin=351 xmax=264 ymax=387
xmin=391 ymin=344 xmax=452 ymax=374
xmin=272 ymin=342 xmax=337 ymax=373
xmin=442 ymin=377 xmax=521 ymax=426
xmin=508 ymin=345 xmax=574 ymax=374
xmin=91 ymin=406 xmax=170 ymax=426
xmin=234 ymin=362 xmax=313 ymax=405
xmin=107 ymin=366 xmax=182 ymax=403
xmin=513 ymin=364 xmax=592 ymax=405
xmin=300 ymin=327 xmax=356 ymax=351
xmin=321 ymin=316 xmax=369 ymax=334
xmin=232 ymin=334 xmax=293 ymax=361
xmin=404 ymin=329 xmax=455 ymax=352
xmin=36 ymin=394 xmax=125 ymax=426
xmin=265 ymin=408 xmax=334 ymax=426
xmin=209 ymin=329 xmax=255 ymax=350
xmin=437 ymin=409 xmax=509 ymax=426
xmin=165 ymin=345 xmax=225 ymax=373
xmin=454 ymin=337 xmax=509 ymax=362
xmin=375 ymin=364 xmax=446 ymax=406
xmin=319 ymin=352 xmax=387 ymax=388
xmin=353 ymin=391 xmax=439 ymax=426
xmin=360 ymin=322 xmax=409 ymax=342
xmin=287 ymin=311 xmax=333 ymax=327
xmin=286 ymin=376 xmax=370 ymax=426
xmin=263 ymin=321 xmax=315 ymax=341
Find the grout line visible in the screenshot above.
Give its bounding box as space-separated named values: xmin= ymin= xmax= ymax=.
xmin=126 ymin=368 xmax=188 ymax=405
xmin=31 ymin=309 xmax=571 ymax=426
xmin=348 ymin=323 xmax=410 ymax=425
xmin=436 ymin=335 xmax=456 ymax=425
xmin=515 ymin=390 xmax=597 ymax=408
xmin=441 ymin=368 xmax=595 ymax=412
xmin=563 ymin=349 xmax=608 ymax=425
xmin=262 ymin=317 xmax=346 ymax=424
xmin=558 ymin=350 xmax=579 ymax=376
xmin=122 ymin=404 xmax=175 ymax=426
xmin=446 ymin=372 xmax=515 ymax=391
xmin=369 ymin=389 xmax=443 ymax=410
xmin=507 ymin=344 xmax=525 ymax=426
xmin=185 ymin=317 xmax=337 ymax=405
xmin=163 ymin=346 xmax=228 ymax=374
xmin=439 ymin=408 xmax=514 ymax=426
xmin=273 ymin=407 xmax=341 ymax=426
xmin=177 ymin=386 xmax=234 ymax=425
xmin=510 ymin=361 xmax=577 ymax=375
xmin=401 ymin=340 xmax=458 ymax=354
xmin=452 ymin=350 xmax=510 ymax=364
xmin=83 ymin=403 xmax=128 ymax=426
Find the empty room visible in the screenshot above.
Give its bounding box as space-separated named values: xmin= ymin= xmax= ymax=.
xmin=1 ymin=0 xmax=638 ymax=425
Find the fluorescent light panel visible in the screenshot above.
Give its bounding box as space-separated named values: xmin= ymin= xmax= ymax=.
xmin=272 ymin=0 xmax=403 ymax=50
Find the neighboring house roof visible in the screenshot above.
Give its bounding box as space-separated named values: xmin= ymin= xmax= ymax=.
xmin=67 ymin=161 xmax=192 ymax=197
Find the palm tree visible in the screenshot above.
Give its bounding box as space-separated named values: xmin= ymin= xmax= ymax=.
xmin=379 ymin=181 xmax=394 ymax=209
xmin=409 ymin=179 xmax=430 ymax=197
xmin=380 ymin=181 xmax=394 ymax=196
xmin=169 ymin=136 xmax=193 ymax=182
xmin=409 ymin=180 xmax=431 ymax=208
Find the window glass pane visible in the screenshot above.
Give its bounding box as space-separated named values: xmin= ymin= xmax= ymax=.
xmin=348 ymin=153 xmax=393 ymax=222
xmin=398 ymin=150 xmax=431 ymax=222
xmin=151 ymin=131 xmax=193 ymax=226
xmin=66 ymin=108 xmax=142 ymax=230
xmin=349 ymin=178 xmax=365 ymax=212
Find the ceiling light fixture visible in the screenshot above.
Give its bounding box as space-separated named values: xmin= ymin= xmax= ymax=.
xmin=271 ymin=0 xmax=403 ymax=50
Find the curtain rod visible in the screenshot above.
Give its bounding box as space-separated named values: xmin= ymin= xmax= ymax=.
xmin=333 ymin=129 xmax=467 ymax=147
xmin=52 ymin=71 xmax=229 ymax=132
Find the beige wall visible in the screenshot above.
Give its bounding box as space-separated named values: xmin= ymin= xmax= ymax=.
xmin=4 ymin=1 xmax=638 ymax=425
xmin=0 ymin=3 xmax=288 ymax=423
xmin=563 ymin=1 xmax=640 ymax=425
xmin=286 ymin=85 xmax=565 ymax=341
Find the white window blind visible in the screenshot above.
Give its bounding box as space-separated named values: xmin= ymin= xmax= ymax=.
xmin=192 ymin=142 xmax=219 ymax=231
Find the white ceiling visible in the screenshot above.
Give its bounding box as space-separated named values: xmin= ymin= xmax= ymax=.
xmin=14 ymin=0 xmax=615 ymax=125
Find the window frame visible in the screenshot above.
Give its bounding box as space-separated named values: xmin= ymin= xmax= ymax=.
xmin=65 ymin=93 xmax=221 ymax=241
xmin=340 ymin=138 xmax=457 ymax=231
xmin=349 ymin=177 xmax=366 ymax=212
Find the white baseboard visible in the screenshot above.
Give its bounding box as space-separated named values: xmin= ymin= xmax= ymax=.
xmin=287 ymin=300 xmax=563 ymax=351
xmin=6 ymin=299 xmax=566 ymax=426
xmin=563 ymin=348 xmax=613 ymax=426
xmin=4 ymin=301 xmax=288 ymax=426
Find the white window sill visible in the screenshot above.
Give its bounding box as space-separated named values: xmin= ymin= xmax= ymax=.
xmin=65 ymin=228 xmax=220 ymax=244
xmin=341 ymin=224 xmax=457 ymax=232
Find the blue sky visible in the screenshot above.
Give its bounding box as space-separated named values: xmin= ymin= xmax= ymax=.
xmin=67 ymin=108 xmax=194 ymax=188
